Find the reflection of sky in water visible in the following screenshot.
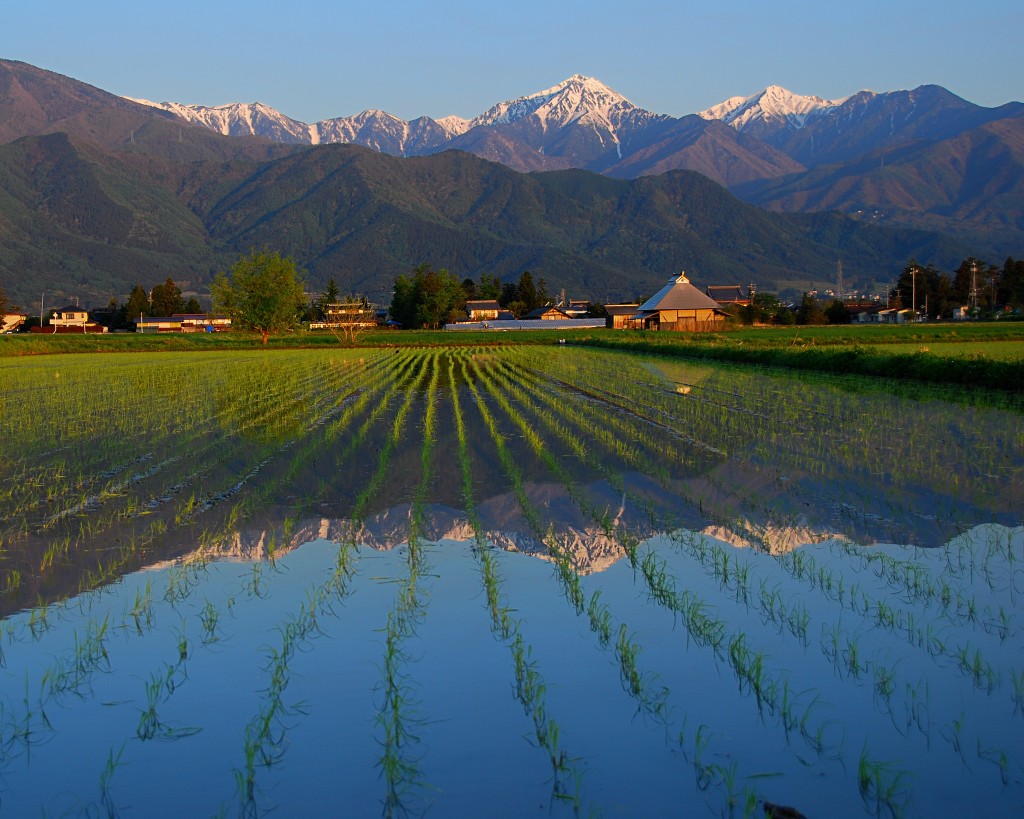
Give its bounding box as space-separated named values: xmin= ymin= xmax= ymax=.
xmin=2 ymin=524 xmax=1022 ymax=817
xmin=2 ymin=348 xmax=1022 ymax=814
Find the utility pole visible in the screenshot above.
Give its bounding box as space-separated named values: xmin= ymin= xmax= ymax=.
xmin=836 ymin=260 xmax=844 ymax=301
xmin=911 ymin=264 xmax=917 ymax=322
xmin=970 ymin=260 xmax=978 ymax=312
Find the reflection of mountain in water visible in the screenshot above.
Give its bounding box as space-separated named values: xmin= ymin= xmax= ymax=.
xmin=177 ymin=475 xmax=898 ymax=574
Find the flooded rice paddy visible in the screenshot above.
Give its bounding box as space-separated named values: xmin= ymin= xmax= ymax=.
xmin=0 ymin=346 xmax=1021 ymax=817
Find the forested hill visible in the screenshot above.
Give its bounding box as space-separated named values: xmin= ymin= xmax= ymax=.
xmin=0 ymin=134 xmax=968 ymax=307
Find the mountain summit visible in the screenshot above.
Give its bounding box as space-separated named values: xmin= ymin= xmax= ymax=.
xmin=698 ymin=85 xmax=848 ymax=131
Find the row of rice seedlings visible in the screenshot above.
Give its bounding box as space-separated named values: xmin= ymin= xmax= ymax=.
xmin=2 ymin=354 xmax=363 ymax=603
xmin=226 ymin=344 xmax=401 ymax=812
xmin=528 ymin=347 xmax=1018 ymax=541
xmin=497 ymin=354 xmax=769 ymax=550
xmin=471 ymin=352 xmax=772 ymax=811
xmin=4 ymin=351 xmax=359 ymax=535
xmin=136 ymin=631 xmax=197 ymax=741
xmin=376 ymin=351 xmax=442 ymax=817
xmin=666 ymin=512 xmax=1017 ymax=781
xmin=486 ymin=358 xmax=863 ymax=801
xmin=769 ymin=541 xmax=1016 ymax=705
xmin=457 ymin=355 xmax=589 ymax=810
xmin=478 ymin=356 xmax=787 ymax=813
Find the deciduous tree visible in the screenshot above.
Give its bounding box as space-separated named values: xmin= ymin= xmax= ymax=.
xmin=212 ymin=249 xmax=306 ymax=344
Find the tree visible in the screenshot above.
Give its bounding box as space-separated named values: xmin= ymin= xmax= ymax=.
xmin=998 ymin=257 xmax=1024 ymax=309
xmin=388 ymin=263 xmax=466 ymax=329
xmin=795 ymin=293 xmax=826 ymax=325
xmin=123 ymin=284 xmax=151 ymax=329
xmin=0 ymin=285 xmax=8 ymax=316
xmin=212 ymin=249 xmax=306 ymax=344
xmin=825 ymin=299 xmax=851 ymax=324
xmin=150 ymin=277 xmax=184 ymax=317
xmin=183 ymin=296 xmax=203 ymax=314
xmin=477 ymin=273 xmax=502 ymax=300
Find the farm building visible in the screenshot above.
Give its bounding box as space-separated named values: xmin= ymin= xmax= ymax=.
xmin=627 ymin=272 xmax=729 ymax=331
xmin=137 ymin=315 xmax=231 ymax=333
xmin=604 ymin=304 xmax=639 ymax=329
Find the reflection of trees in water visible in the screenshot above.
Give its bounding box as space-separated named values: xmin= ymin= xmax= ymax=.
xmin=2 ymin=346 xmax=1019 ymax=613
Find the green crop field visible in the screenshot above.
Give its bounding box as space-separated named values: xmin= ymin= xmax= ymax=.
xmin=0 ymin=345 xmax=1021 ymax=817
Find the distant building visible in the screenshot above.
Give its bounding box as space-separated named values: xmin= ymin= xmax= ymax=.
xmin=524 ymin=305 xmax=572 ymax=321
xmin=465 ymin=300 xmax=501 ymax=321
xmin=1 ymin=312 xmax=28 ymax=334
xmin=309 ymin=300 xmax=378 ymax=330
xmin=37 ymin=305 xmax=107 ymax=333
xmin=604 ymin=304 xmax=639 ymax=329
xmin=50 ymin=305 xmax=90 ymax=328
xmin=706 ymin=285 xmax=751 ymax=308
xmin=628 ymin=272 xmax=728 ymax=331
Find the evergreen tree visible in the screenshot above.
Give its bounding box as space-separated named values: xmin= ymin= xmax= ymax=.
xmin=388 ymin=263 xmax=466 ymax=329
xmin=795 ymin=293 xmax=826 ymax=325
xmin=825 ymin=299 xmax=851 ymax=324
xmin=150 ymin=278 xmax=184 ymax=317
xmin=123 ymin=285 xmax=151 ymax=328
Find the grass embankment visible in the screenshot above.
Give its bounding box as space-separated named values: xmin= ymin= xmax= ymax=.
xmin=0 ymin=328 xmax=582 ymax=356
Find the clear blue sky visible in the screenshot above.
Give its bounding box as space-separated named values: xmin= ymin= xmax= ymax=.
xmin=5 ymin=0 xmax=1021 ymax=123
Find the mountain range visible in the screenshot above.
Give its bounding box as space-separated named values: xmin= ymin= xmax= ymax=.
xmin=0 ymin=59 xmax=1020 ymax=309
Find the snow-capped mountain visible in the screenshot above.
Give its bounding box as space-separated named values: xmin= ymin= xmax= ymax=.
xmin=131 ymin=76 xmax=1023 ymax=185
xmin=698 ymin=85 xmax=848 ymax=132
xmin=470 ymin=74 xmax=660 ymax=133
xmin=133 ymin=99 xmax=315 ymax=144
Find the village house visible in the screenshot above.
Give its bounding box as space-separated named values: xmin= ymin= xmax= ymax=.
xmin=627 ymin=272 xmax=729 ymax=331
xmin=34 ymin=304 xmax=107 ymax=333
xmin=464 ymin=299 xmax=501 ymax=321
xmin=706 ymin=285 xmax=752 ymax=308
xmin=309 ymin=300 xmax=378 ymax=331
xmin=524 ymin=305 xmax=572 ymax=320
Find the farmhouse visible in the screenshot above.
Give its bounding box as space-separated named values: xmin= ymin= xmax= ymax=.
xmin=628 ymin=272 xmax=728 ymax=331
xmin=34 ymin=304 xmax=108 ymax=333
xmin=309 ymin=300 xmax=378 ymax=330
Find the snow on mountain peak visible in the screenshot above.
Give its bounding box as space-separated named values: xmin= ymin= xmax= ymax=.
xmin=470 ymin=74 xmax=636 ymax=130
xmin=698 ymin=85 xmax=849 ymax=130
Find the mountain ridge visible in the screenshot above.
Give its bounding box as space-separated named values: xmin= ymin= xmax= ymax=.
xmin=0 ymin=59 xmax=1015 ymax=309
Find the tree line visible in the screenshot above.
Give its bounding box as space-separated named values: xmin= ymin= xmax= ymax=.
xmin=890 ymin=257 xmax=1024 ymax=318
xmin=389 ymin=264 xmax=561 ymax=329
